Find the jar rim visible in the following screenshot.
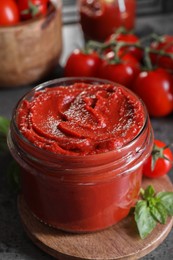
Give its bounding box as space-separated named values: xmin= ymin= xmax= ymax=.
xmin=11 ymin=77 xmax=149 ymax=160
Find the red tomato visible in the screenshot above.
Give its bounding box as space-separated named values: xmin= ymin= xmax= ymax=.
xmin=18 ymin=0 xmax=48 ymax=21
xmin=98 ymin=52 xmax=141 ymax=89
xmin=107 ymin=33 xmax=143 ymax=61
xmin=150 ymin=35 xmax=173 ymax=71
xmin=0 ymin=0 xmax=20 ymax=26
xmin=132 ymin=68 xmax=173 ymax=117
xmin=64 ymin=49 xmax=101 ymax=77
xmin=143 ymin=140 xmax=173 ymax=178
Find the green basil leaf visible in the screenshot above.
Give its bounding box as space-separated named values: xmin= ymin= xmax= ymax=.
xmin=143 ymin=185 xmax=155 ymax=200
xmin=135 ymin=200 xmax=157 ymax=239
xmin=156 ymin=192 xmax=173 ymax=216
xmin=150 ymin=202 xmax=167 ymax=224
xmin=0 ymin=116 xmax=10 ymax=153
xmin=0 ymin=116 xmax=10 ymax=136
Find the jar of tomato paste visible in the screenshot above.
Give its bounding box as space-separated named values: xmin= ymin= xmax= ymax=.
xmin=8 ymin=77 xmax=153 ymax=232
xmin=78 ymin=0 xmax=136 ymax=41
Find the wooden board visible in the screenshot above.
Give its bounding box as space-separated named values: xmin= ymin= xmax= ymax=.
xmin=18 ymin=176 xmax=173 ymax=260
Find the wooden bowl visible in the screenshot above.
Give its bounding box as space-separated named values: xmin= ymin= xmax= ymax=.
xmin=0 ymin=2 xmax=62 ymax=88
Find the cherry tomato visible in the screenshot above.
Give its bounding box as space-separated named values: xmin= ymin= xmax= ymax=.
xmin=150 ymin=35 xmax=173 ymax=71
xmin=0 ymin=0 xmax=20 ymax=26
xmin=132 ymin=68 xmax=173 ymax=117
xmin=98 ymin=52 xmax=141 ymax=89
xmin=64 ymin=49 xmax=101 ymax=77
xmin=143 ymin=139 xmax=173 ymax=178
xmin=107 ymin=32 xmax=143 ymax=61
xmin=18 ymin=0 xmax=48 ymax=21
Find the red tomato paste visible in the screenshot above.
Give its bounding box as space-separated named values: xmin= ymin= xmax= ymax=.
xmin=8 ymin=79 xmax=153 ymax=232
xmin=17 ymin=83 xmax=144 ymax=155
xmin=79 ymin=0 xmax=136 ymax=41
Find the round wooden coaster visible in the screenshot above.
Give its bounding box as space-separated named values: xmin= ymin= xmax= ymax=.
xmin=18 ymin=176 xmax=173 ymax=260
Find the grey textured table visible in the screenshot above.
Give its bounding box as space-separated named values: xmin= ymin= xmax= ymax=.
xmin=1 ymin=14 xmax=173 ymax=260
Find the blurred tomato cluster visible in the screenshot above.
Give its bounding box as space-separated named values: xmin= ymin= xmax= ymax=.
xmin=64 ymin=32 xmax=173 ymax=118
xmin=0 ymin=0 xmax=49 ymax=26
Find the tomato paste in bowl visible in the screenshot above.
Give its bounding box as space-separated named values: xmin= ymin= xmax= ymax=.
xmin=8 ymin=77 xmax=153 ymax=232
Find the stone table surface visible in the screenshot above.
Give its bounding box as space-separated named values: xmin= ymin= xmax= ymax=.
xmin=1 ymin=14 xmax=173 ymax=260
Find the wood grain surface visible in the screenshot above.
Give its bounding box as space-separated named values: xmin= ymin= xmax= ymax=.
xmin=18 ymin=176 xmax=173 ymax=260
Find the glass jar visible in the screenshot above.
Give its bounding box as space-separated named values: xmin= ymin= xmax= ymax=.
xmin=7 ymin=77 xmax=153 ymax=233
xmin=78 ymin=0 xmax=136 ymax=41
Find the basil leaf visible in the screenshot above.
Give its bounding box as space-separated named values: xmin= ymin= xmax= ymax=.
xmin=0 ymin=116 xmax=10 ymax=153
xmin=156 ymin=192 xmax=173 ymax=216
xmin=0 ymin=116 xmax=10 ymax=136
xmin=143 ymin=185 xmax=155 ymax=200
xmin=134 ymin=186 xmax=173 ymax=239
xmin=135 ymin=200 xmax=157 ymax=239
xmin=150 ymin=202 xmax=167 ymax=224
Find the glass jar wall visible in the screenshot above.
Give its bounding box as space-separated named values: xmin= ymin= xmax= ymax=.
xmin=7 ymin=77 xmax=153 ymax=233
